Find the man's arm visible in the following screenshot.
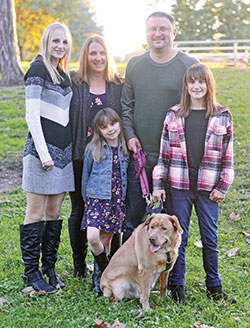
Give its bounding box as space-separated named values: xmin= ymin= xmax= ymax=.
xmin=121 ymin=62 xmax=141 ymax=153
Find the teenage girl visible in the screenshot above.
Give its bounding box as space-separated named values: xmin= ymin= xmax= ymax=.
xmin=20 ymin=23 xmax=73 ymax=293
xmin=81 ymin=108 xmax=129 ymax=288
xmin=153 ymin=63 xmax=235 ymax=304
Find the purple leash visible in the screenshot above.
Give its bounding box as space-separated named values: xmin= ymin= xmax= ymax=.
xmin=133 ymin=148 xmax=151 ymax=205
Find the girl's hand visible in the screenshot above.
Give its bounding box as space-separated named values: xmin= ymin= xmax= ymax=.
xmin=152 ymin=189 xmax=166 ymax=202
xmin=209 ymin=189 xmax=225 ymax=203
xmin=42 ymin=160 xmax=54 ymax=171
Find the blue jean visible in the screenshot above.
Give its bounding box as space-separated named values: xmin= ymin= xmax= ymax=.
xmin=167 ymin=186 xmax=222 ymax=287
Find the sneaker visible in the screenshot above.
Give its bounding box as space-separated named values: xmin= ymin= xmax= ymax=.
xmin=170 ymin=285 xmax=187 ymax=305
xmin=207 ymin=286 xmax=236 ymax=304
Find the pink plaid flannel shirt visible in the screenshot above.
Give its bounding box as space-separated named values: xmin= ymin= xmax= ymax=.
xmin=153 ymin=104 xmax=234 ymax=194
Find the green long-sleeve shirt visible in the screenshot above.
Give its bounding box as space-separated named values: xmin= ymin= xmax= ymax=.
xmin=121 ymin=50 xmax=198 ymax=169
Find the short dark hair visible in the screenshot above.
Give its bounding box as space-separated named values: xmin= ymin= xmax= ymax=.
xmin=146 ymin=11 xmax=175 ymax=28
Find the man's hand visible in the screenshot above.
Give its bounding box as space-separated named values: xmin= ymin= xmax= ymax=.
xmin=127 ymin=137 xmax=142 ymax=153
xmin=152 ymin=189 xmax=166 ymax=202
xmin=209 ymin=189 xmax=225 ymax=203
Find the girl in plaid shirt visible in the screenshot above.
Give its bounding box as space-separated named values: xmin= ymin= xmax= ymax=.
xmin=153 ymin=63 xmax=235 ymax=305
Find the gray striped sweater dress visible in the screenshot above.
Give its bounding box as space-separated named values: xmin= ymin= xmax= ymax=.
xmin=22 ymin=55 xmax=75 ymax=194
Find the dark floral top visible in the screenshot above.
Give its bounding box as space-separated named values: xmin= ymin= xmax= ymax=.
xmin=87 ymin=92 xmax=106 ymax=140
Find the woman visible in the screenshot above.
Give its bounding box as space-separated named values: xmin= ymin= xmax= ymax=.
xmin=69 ymin=35 xmax=123 ymax=292
xmin=20 ymin=22 xmax=74 ymax=293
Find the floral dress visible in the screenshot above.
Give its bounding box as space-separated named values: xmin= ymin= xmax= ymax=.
xmin=81 ymin=147 xmax=126 ymax=234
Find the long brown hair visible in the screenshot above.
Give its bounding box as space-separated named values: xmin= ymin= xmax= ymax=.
xmin=85 ymin=108 xmax=128 ymax=163
xmin=72 ymin=35 xmax=123 ymax=86
xmin=177 ymin=63 xmax=219 ymax=119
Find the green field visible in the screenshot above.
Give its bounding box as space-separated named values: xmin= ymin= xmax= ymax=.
xmin=0 ymin=66 xmax=250 ymax=327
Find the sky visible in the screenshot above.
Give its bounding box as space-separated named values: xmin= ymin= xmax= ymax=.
xmin=91 ymin=0 xmax=174 ymax=58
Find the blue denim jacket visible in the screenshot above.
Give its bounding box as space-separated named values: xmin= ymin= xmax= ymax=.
xmin=82 ymin=142 xmax=129 ymax=201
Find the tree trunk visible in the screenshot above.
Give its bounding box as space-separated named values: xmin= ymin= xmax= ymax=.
xmin=0 ymin=0 xmax=24 ymax=86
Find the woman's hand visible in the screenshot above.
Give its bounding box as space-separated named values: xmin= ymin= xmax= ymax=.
xmin=42 ymin=160 xmax=54 ymax=171
xmin=209 ymin=189 xmax=225 ymax=203
xmin=152 ymin=189 xmax=166 ymax=202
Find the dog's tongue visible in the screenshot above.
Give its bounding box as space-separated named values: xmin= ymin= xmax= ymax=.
xmin=150 ymin=244 xmax=163 ymax=253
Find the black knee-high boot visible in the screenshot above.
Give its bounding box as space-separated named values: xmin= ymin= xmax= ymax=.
xmin=20 ymin=221 xmax=56 ymax=293
xmin=92 ymin=236 xmax=120 ymax=293
xmin=41 ymin=220 xmax=65 ymax=289
xmin=68 ymin=217 xmax=88 ymax=278
xmin=92 ymin=251 xmax=108 ymax=273
xmin=92 ymin=251 xmax=108 ymax=294
xmin=92 ymin=261 xmax=102 ymax=294
xmin=110 ymin=234 xmax=120 ymax=258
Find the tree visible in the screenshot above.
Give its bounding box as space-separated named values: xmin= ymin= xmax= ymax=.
xmin=0 ymin=0 xmax=24 ymax=86
xmin=15 ymin=0 xmax=55 ymax=61
xmin=15 ymin=0 xmax=102 ymax=60
xmin=171 ymin=0 xmax=207 ymax=40
xmin=171 ymin=0 xmax=250 ymax=40
xmin=204 ymin=0 xmax=250 ymax=40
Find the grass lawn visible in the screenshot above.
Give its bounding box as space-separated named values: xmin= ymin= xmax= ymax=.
xmin=0 ymin=65 xmax=249 ymax=327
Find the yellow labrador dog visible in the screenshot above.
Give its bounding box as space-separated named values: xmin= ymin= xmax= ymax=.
xmin=100 ymin=213 xmax=183 ymax=311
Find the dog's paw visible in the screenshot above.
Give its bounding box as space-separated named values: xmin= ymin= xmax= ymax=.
xmin=142 ymin=304 xmax=152 ymax=312
xmin=110 ymin=295 xmax=119 ymax=303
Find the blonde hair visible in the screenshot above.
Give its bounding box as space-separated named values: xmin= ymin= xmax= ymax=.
xmin=177 ymin=63 xmax=219 ymax=119
xmin=41 ymin=22 xmax=72 ymax=84
xmin=73 ymin=35 xmax=123 ymax=86
xmin=85 ymin=108 xmax=128 ymax=163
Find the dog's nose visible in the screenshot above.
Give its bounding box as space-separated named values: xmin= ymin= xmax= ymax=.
xmin=149 ymin=237 xmax=156 ymax=245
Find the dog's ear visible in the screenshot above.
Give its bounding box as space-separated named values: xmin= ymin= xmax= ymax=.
xmin=169 ymin=215 xmax=183 ymax=234
xmin=144 ymin=214 xmax=155 ymax=227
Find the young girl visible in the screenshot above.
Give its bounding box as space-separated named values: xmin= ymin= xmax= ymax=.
xmin=153 ymin=63 xmax=235 ymax=304
xmin=81 ymin=108 xmax=129 ymax=290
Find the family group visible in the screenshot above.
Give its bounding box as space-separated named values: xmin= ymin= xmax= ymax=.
xmin=19 ymin=11 xmax=235 ymax=305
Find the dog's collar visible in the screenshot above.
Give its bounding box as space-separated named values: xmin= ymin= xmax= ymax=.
xmin=165 ymin=252 xmax=172 ymax=271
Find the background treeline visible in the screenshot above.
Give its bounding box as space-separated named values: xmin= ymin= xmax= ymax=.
xmin=15 ymin=0 xmax=102 ymax=61
xmin=171 ymin=0 xmax=249 ymax=41
xmin=16 ymin=0 xmax=249 ymax=61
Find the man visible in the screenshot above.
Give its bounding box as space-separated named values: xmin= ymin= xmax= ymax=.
xmin=121 ymin=12 xmax=198 ymax=241
xmin=121 ymin=12 xmax=198 ymax=304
